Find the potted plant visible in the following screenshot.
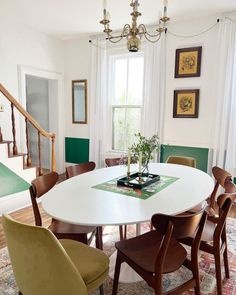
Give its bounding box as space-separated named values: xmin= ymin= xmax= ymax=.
xmin=130 ymin=133 xmax=160 ymax=174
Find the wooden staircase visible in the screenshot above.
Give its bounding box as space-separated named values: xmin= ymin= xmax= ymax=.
xmin=0 ymin=84 xmax=57 ymax=214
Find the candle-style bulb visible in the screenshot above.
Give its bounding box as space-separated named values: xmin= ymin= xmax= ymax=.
xmin=163 ymin=0 xmax=168 ymax=6
xmin=106 ymin=12 xmax=110 ymax=21
xmin=103 ymin=0 xmax=107 ymax=9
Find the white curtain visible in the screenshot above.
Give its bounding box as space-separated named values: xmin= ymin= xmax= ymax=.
xmin=213 ymin=18 xmax=236 ymax=175
xmin=89 ymin=38 xmax=108 ymax=168
xmin=142 ymin=35 xmax=166 ymax=140
xmin=142 ymin=35 xmax=166 ymax=161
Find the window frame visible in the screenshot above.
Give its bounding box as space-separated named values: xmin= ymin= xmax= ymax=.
xmin=108 ymin=51 xmax=145 ymax=153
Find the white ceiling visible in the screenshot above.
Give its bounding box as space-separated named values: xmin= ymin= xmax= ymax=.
xmin=1 ymin=0 xmax=236 ymax=39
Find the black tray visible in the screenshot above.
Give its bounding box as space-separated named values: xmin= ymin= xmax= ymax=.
xmin=117 ymin=172 xmax=160 ymax=189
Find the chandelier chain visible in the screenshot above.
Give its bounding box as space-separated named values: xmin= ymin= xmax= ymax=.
xmin=167 ymin=21 xmax=219 ymax=38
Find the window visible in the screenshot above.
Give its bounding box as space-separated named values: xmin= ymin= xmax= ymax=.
xmin=109 ymin=53 xmax=144 ymax=151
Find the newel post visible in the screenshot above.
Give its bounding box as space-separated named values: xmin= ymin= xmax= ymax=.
xmin=51 ymin=135 xmax=56 ymax=172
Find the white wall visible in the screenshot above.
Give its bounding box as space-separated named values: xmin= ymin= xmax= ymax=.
xmin=0 ymin=20 xmax=64 ymax=148
xmin=64 ymin=36 xmax=91 ymax=139
xmin=164 ymin=15 xmax=219 ymax=148
xmin=63 ymin=16 xmax=220 ymax=152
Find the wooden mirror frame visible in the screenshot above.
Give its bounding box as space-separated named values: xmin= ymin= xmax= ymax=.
xmin=72 ymin=80 xmax=87 ymax=124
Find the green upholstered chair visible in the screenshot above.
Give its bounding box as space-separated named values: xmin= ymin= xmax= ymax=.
xmin=166 ymin=156 xmax=196 ymax=168
xmin=2 ymin=214 xmax=109 ymax=295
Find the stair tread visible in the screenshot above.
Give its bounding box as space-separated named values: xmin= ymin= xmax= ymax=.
xmin=0 ymin=140 xmax=12 ymax=144
xmin=23 ymin=164 xmax=37 ymax=170
xmin=9 ymin=152 xmax=27 ymax=158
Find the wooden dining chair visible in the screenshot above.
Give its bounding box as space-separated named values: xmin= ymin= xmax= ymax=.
xmin=208 ymin=166 xmax=232 ymax=213
xmin=105 ymin=157 xmax=128 ymax=241
xmin=2 ymin=214 xmax=109 ymax=295
xmin=105 ymin=157 xmax=126 ymax=167
xmin=66 ymin=161 xmax=96 ymax=179
xmin=184 ymin=165 xmax=232 ymax=215
xmin=30 ymin=172 xmax=102 ymax=249
xmin=180 ymin=187 xmax=236 ymax=295
xmin=112 ymin=210 xmax=207 ymax=295
xmin=66 ymin=162 xmax=103 ymax=249
xmin=166 ymin=156 xmax=196 ymax=168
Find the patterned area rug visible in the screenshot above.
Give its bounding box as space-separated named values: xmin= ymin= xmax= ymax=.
xmin=1 ymin=219 xmax=236 ymax=295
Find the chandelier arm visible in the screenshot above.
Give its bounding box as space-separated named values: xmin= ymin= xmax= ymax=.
xmin=138 ymin=24 xmax=162 ymax=38
xmin=105 ymin=24 xmax=131 ymax=42
xmin=143 ymin=32 xmax=162 ymax=43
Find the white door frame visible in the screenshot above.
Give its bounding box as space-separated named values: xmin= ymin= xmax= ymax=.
xmin=18 ymin=65 xmax=65 ymax=173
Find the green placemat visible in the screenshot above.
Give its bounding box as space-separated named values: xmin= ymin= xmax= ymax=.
xmin=93 ymin=175 xmax=179 ymax=200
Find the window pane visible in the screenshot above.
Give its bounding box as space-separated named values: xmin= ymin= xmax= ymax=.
xmin=114 ymin=59 xmax=127 ymax=105
xmin=112 ymin=107 xmax=141 ymax=151
xmin=126 ymin=108 xmax=141 ymax=148
xmin=127 ymin=56 xmax=144 ymax=105
xmin=113 ymin=108 xmax=126 ymax=150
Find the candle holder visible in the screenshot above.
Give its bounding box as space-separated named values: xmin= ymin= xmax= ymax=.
xmin=127 ymin=172 xmax=131 ymax=182
xmin=138 ymin=172 xmax=142 ymax=182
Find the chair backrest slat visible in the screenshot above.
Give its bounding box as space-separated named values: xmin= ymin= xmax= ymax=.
xmin=30 ymin=172 xmax=58 ymax=226
xmin=151 ymin=210 xmax=205 ymax=240
xmin=166 ymin=156 xmax=196 ymax=168
xmin=66 ymin=162 xmax=96 ymax=179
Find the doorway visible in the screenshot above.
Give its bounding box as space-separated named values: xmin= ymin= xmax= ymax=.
xmin=26 ymin=75 xmax=50 ymax=169
xmin=18 ymin=65 xmax=65 ymax=174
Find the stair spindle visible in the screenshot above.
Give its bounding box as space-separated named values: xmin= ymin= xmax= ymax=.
xmin=11 ymin=103 xmax=18 ymax=155
xmin=25 ymin=118 xmax=32 ymax=167
xmin=38 ymin=131 xmax=43 ymax=176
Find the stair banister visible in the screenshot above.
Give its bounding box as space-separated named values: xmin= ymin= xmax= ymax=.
xmin=0 ymin=83 xmax=56 ymax=174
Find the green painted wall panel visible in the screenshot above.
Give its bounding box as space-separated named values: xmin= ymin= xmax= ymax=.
xmin=160 ymin=144 xmax=209 ymax=172
xmin=0 ymin=163 xmax=30 ymax=198
xmin=65 ymin=137 xmax=89 ymax=164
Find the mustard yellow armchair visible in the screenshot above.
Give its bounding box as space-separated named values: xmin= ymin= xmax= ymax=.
xmin=2 ymin=214 xmax=109 ymax=295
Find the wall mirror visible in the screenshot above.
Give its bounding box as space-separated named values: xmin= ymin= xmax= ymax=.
xmin=72 ymin=80 xmax=87 ymax=124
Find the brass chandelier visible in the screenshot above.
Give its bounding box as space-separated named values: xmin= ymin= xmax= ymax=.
xmin=100 ymin=0 xmax=170 ymax=52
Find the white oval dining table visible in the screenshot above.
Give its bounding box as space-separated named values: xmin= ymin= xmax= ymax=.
xmin=42 ymin=163 xmax=214 ymax=283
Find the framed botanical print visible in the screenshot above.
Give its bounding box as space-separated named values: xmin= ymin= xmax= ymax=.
xmin=175 ymin=46 xmax=202 ymax=78
xmin=173 ymin=89 xmax=199 ymax=118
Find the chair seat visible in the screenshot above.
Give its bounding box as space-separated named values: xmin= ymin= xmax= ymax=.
xmin=49 ymin=220 xmax=96 ymax=235
xmin=60 ymin=239 xmax=109 ymax=292
xmin=115 ymin=230 xmax=187 ymax=274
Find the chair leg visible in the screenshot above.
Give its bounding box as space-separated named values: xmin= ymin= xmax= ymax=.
xmin=223 ymin=247 xmax=230 ymax=279
xmin=193 ymin=261 xmax=201 ymax=294
xmin=96 ymin=226 xmax=103 ymax=250
xmin=215 ymin=254 xmax=223 ymax=295
xmin=119 ymin=225 xmax=124 ymax=240
xmin=222 ymin=228 xmax=230 ymax=279
xmin=123 ymin=225 xmax=127 ymax=240
xmin=19 ymin=292 xmax=23 ymax=295
xmin=112 ymin=253 xmax=122 ymax=295
xmin=99 ymin=284 xmax=104 ymax=295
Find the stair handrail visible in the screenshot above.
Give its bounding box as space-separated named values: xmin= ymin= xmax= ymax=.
xmin=0 ymin=83 xmax=56 ymax=173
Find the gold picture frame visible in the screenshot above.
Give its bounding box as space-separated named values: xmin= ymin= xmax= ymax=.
xmin=173 ymin=89 xmax=199 ymax=118
xmin=175 ymin=46 xmax=202 ymax=78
